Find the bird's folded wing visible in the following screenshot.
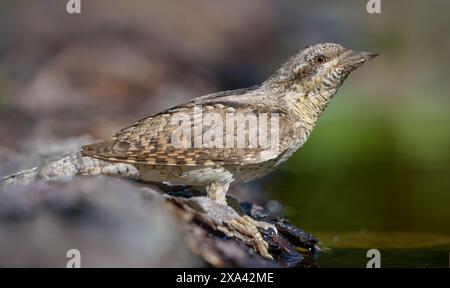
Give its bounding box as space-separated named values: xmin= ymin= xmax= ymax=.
xmin=82 ymin=102 xmax=294 ymax=166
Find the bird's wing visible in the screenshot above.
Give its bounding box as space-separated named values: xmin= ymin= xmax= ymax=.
xmin=82 ymin=100 xmax=297 ymax=166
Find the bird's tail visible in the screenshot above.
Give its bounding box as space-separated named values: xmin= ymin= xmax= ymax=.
xmin=2 ymin=167 xmax=40 ymax=188
xmin=2 ymin=153 xmax=81 ymax=188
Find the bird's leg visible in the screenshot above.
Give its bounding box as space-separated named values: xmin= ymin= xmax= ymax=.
xmin=206 ymin=181 xmax=275 ymax=259
xmin=206 ymin=181 xmax=229 ymax=205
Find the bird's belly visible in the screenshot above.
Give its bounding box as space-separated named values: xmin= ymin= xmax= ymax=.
xmin=137 ymin=156 xmax=285 ymax=186
xmin=230 ymin=159 xmax=279 ymax=183
xmin=138 ymin=164 xmax=234 ymax=186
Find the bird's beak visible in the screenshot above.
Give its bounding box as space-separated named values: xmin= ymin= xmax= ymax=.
xmin=339 ymin=50 xmax=379 ymax=66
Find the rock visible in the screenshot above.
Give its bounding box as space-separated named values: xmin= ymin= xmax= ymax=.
xmin=0 ymin=177 xmax=200 ymax=267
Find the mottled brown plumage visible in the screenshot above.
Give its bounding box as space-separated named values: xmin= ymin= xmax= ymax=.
xmin=82 ymin=43 xmax=378 ymax=189
xmin=82 ymin=96 xmax=293 ymax=167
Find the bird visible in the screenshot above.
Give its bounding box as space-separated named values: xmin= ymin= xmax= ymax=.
xmin=4 ymin=43 xmax=378 ymax=259
xmin=82 ymin=43 xmax=378 ymax=203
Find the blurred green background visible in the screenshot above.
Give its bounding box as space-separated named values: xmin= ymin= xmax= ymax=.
xmin=0 ymin=0 xmax=449 ymax=267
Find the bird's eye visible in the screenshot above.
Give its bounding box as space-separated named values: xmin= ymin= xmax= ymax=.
xmin=314 ymin=55 xmax=326 ymax=64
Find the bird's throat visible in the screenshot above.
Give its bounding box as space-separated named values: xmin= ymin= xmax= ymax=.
xmin=283 ymin=88 xmax=334 ymax=130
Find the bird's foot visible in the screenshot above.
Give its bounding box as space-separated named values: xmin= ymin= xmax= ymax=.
xmin=230 ymin=215 xmax=276 ymax=260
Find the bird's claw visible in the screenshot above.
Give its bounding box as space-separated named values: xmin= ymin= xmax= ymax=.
xmin=230 ymin=215 xmax=276 ymax=260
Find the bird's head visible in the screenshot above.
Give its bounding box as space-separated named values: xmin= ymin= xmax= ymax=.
xmin=264 ymin=43 xmax=378 ymax=102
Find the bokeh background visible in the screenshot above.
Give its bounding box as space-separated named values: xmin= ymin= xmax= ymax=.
xmin=0 ymin=0 xmax=449 ymax=267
